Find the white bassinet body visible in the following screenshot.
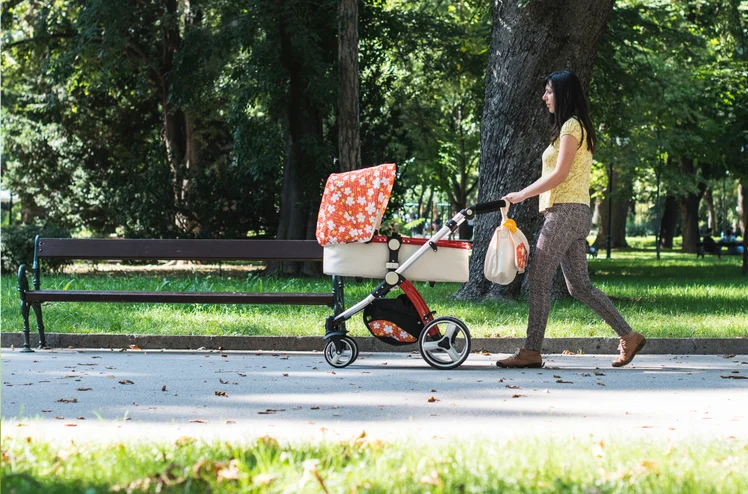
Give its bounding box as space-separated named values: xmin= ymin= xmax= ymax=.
xmin=323 ymin=236 xmax=471 ymax=283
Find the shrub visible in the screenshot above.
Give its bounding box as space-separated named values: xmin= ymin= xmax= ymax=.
xmin=1 ymin=224 xmax=72 ymax=274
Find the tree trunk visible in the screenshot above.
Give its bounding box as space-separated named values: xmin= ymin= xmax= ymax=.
xmin=272 ymin=0 xmax=328 ymax=275
xmin=457 ymin=0 xmax=615 ymax=301
xmin=337 ymin=0 xmax=360 ymax=172
xmin=593 ymin=167 xmax=630 ymax=249
xmin=678 ymin=156 xmax=706 ymax=254
xmin=659 ymin=194 xmax=677 ymax=249
xmin=703 ymin=188 xmax=716 ymax=233
xmin=739 ymin=180 xmax=747 ymax=275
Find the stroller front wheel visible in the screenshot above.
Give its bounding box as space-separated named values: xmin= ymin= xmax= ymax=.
xmin=324 ymin=336 xmax=358 ymax=368
xmin=418 ymin=316 xmax=471 ymax=370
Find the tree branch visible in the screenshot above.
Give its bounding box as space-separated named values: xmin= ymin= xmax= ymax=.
xmin=3 ymin=32 xmax=76 ymax=50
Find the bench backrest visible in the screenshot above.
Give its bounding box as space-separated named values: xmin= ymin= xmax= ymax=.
xmin=35 ymin=237 xmax=324 ymax=262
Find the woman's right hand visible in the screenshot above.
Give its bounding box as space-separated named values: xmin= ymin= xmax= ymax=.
xmin=501 ymin=192 xmax=525 ymax=204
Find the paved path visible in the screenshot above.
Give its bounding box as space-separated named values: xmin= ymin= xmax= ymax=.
xmin=2 ymin=349 xmax=747 ymax=444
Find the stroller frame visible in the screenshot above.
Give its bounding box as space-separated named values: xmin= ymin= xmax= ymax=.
xmin=323 ymin=199 xmax=506 ymax=370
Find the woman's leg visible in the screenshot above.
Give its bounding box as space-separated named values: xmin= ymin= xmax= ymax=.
xmin=523 ymin=208 xmax=580 ymax=352
xmin=560 ymin=237 xmax=633 ymax=337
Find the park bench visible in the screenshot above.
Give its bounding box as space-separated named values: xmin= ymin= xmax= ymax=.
xmin=17 ymin=236 xmax=341 ymax=352
xmin=696 ymin=241 xmax=743 ymax=259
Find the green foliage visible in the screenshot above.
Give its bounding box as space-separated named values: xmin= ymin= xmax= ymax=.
xmin=0 ymin=224 xmax=71 ymax=273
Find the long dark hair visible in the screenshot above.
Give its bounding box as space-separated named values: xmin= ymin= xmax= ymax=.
xmin=543 ymin=70 xmax=596 ymax=153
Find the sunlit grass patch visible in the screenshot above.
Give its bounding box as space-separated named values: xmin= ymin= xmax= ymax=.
xmin=2 ymin=436 xmax=746 ymax=493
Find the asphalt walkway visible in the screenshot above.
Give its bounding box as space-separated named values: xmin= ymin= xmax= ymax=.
xmin=2 ymin=349 xmax=746 ymax=444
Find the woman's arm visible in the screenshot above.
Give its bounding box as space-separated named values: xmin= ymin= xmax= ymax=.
xmin=502 ymin=134 xmax=578 ymax=204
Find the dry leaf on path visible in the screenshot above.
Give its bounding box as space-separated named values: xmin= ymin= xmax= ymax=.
xmin=720 ymin=375 xmax=747 ymax=379
xmin=219 ymin=379 xmax=229 ymax=384
xmin=215 ymin=391 xmax=228 ymax=397
xmin=119 ymin=380 xmax=134 ymax=385
xmin=76 ymin=388 xmax=92 ymax=391
xmin=723 ymin=354 xmax=736 ymax=358
xmin=556 ymin=379 xmax=573 ymax=384
xmin=129 ymin=345 xmax=142 ymax=351
xmin=64 ymin=423 xmax=77 ymax=427
xmin=189 ymin=419 xmax=208 ymax=423
xmin=56 ymin=398 xmax=78 ymax=403
xmin=427 ymin=396 xmax=439 ymax=403
xmin=506 ymin=385 xmax=520 ymax=389
xmin=511 ymin=394 xmax=526 ymax=398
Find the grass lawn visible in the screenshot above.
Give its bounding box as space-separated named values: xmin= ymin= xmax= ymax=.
xmin=2 ymin=246 xmax=746 ymax=339
xmin=2 ymin=436 xmax=747 ymax=493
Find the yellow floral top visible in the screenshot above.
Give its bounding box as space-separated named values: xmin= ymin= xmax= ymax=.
xmin=538 ymin=117 xmax=592 ymax=212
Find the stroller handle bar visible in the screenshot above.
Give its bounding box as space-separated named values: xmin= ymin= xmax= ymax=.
xmin=465 ymin=200 xmax=506 ymax=216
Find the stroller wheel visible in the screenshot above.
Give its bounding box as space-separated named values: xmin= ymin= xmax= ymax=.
xmin=324 ymin=337 xmax=358 ymax=368
xmin=418 ymin=316 xmax=471 ymax=370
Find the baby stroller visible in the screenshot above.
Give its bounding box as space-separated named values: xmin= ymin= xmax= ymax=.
xmin=316 ymin=163 xmax=505 ymax=370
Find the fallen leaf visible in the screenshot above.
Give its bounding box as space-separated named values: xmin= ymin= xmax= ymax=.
xmin=220 ymin=354 xmax=228 ymax=358
xmin=596 ymin=382 xmax=606 ymax=386
xmin=282 ymin=373 xmax=289 ymax=377
xmin=129 ymin=345 xmax=142 ymax=351
xmin=562 ymin=350 xmax=573 ymax=355
xmin=161 ymin=385 xmax=167 ymax=392
xmin=723 ymin=354 xmax=736 ymax=358
xmin=594 ymin=370 xmax=605 ymax=376
xmin=556 ymin=379 xmax=573 ymax=384
xmin=506 ymin=385 xmax=521 ymax=389
xmin=238 ymin=373 xmax=246 ymax=377
xmin=225 ymin=420 xmax=235 ymax=425
xmin=189 ymin=419 xmax=208 ymax=423
xmin=55 ymin=416 xmax=64 ymax=420
xmin=56 ymin=398 xmax=78 ymax=403
xmin=553 ymin=375 xmax=561 ymax=378
xmin=311 ymin=406 xmax=320 ymax=410
xmin=579 ymin=373 xmax=591 ymax=377
xmin=511 ymin=394 xmax=526 ymax=398
xmin=219 ymin=379 xmax=229 ymax=384
xmin=215 ymin=391 xmax=228 ymax=397
xmin=430 ymin=389 xmax=437 ymax=392
xmin=427 ymin=396 xmax=439 ymax=403
xmin=76 ymin=417 xmax=86 ymax=420
xmin=64 ymin=423 xmax=77 ymax=427
xmin=721 ymin=375 xmax=747 ymax=379
xmin=253 ymin=473 xmax=277 ymax=486
xmin=76 ymin=388 xmax=92 ymax=391
xmin=42 ymin=410 xmax=52 ymax=413
xmin=118 ymin=380 xmax=134 ymax=385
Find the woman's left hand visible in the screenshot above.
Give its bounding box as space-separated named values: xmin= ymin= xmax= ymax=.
xmin=501 ymin=192 xmax=525 ymax=204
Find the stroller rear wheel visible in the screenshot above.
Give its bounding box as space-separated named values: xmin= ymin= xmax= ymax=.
xmin=324 ymin=336 xmax=358 ymax=368
xmin=418 ymin=316 xmax=471 ymax=370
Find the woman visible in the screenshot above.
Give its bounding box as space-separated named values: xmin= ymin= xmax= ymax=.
xmin=496 ymin=70 xmax=645 ymax=369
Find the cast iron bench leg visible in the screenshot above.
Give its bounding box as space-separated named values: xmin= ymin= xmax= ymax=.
xmin=18 ymin=265 xmax=34 ymax=353
xmin=31 ymin=303 xmax=47 ymax=349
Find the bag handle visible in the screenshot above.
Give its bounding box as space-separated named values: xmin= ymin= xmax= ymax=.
xmin=500 ymin=205 xmax=517 ymax=233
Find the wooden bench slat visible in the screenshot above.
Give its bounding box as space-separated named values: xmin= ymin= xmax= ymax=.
xmin=36 ymin=238 xmax=324 ymax=261
xmin=24 ymin=290 xmax=334 ymax=306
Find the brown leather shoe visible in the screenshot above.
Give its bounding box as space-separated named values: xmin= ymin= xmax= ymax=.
xmin=496 ymin=348 xmax=543 ymax=368
xmin=612 ymin=332 xmax=646 ymax=367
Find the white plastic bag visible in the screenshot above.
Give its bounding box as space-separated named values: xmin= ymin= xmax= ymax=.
xmin=484 ymin=205 xmax=530 ymax=285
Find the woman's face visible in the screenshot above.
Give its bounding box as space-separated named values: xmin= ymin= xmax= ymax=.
xmin=542 ymin=83 xmax=555 ymax=113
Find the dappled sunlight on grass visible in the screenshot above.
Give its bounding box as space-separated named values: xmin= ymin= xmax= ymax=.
xmin=4 ymin=246 xmax=746 ymax=338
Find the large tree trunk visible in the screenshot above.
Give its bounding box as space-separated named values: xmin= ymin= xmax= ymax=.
xmin=457 ymin=0 xmax=615 ymax=301
xmin=337 ymin=0 xmax=360 ymax=172
xmin=659 ymin=194 xmax=678 ymax=249
xmin=593 ymin=167 xmax=630 ymax=249
xmin=678 ymin=156 xmax=707 ymax=254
